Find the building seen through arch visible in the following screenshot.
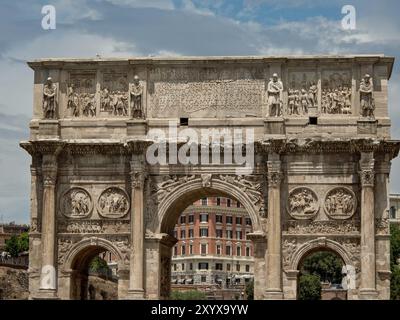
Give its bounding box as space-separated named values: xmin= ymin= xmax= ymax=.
xmin=171 ymin=197 xmax=254 ymax=299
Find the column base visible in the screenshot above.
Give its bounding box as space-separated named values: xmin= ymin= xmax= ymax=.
xmin=359 ymin=289 xmax=379 ymax=300
xmin=31 ymin=289 xmax=59 ymax=300
xmin=126 ymin=289 xmax=145 ymax=300
xmin=265 ymin=289 xmax=284 ymax=300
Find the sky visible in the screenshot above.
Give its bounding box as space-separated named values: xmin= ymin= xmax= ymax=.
xmin=0 ymin=0 xmax=400 ymax=223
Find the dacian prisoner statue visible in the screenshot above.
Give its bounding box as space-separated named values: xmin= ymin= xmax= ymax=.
xmin=360 ymin=73 xmax=375 ymax=118
xmin=43 ymin=77 xmax=57 ymax=119
xmin=267 ymin=73 xmax=283 ymax=117
xmin=130 ymin=75 xmax=143 ymax=118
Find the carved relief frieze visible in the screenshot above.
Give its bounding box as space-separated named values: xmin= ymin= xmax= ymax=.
xmin=287 ymin=71 xmax=317 ymax=116
xmin=321 ymin=70 xmax=352 ymax=115
xmin=287 ymin=187 xmax=319 ymax=220
xmin=97 ymin=187 xmax=130 ymax=218
xmin=286 ymin=220 xmax=359 ymax=234
xmin=149 ymin=67 xmax=265 ymax=118
xmin=100 ymin=72 xmax=129 ymax=116
xmin=67 ymin=72 xmax=96 ymax=117
xmin=324 ymin=187 xmax=357 ymax=219
xmin=60 ymin=187 xmax=93 ymax=219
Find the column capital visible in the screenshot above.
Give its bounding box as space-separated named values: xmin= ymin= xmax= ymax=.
xmin=131 ymin=170 xmax=147 ymax=189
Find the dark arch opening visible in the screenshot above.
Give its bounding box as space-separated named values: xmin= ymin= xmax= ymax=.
xmin=70 ymin=245 xmax=118 ymax=300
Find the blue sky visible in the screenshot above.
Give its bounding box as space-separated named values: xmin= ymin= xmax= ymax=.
xmin=0 ymin=0 xmax=400 ymax=223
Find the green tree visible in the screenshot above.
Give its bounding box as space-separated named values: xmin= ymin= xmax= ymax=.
xmin=17 ymin=232 xmax=29 ymax=252
xmin=300 ymin=251 xmax=343 ymax=283
xmin=390 ymin=224 xmax=400 ymax=270
xmin=89 ymin=256 xmax=110 ymax=273
xmin=170 ymin=290 xmax=206 ymax=300
xmin=5 ymin=235 xmax=20 ymax=257
xmin=245 ymin=279 xmax=254 ymax=300
xmin=391 ymin=266 xmax=400 ymax=300
xmin=390 ymin=224 xmax=400 ymax=299
xmin=298 ymin=274 xmax=321 ymax=300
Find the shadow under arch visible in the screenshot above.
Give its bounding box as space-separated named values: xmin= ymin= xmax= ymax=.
xmin=63 ymin=237 xmax=124 ymax=300
xmin=156 ymin=178 xmax=263 ymax=234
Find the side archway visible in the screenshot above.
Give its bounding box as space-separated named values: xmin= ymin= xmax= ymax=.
xmin=60 ymin=237 xmax=126 ymax=300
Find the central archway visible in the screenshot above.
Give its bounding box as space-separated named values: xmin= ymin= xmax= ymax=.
xmin=147 ymin=177 xmax=265 ymax=300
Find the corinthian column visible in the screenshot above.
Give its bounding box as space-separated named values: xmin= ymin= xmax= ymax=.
xmin=265 ymin=153 xmax=283 ymax=299
xmin=359 ymin=152 xmax=378 ymax=299
xmin=128 ymin=156 xmax=146 ymax=299
xmin=38 ymin=155 xmax=58 ymax=297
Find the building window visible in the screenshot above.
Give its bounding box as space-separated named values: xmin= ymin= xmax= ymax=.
xmin=245 ymin=265 xmax=250 ymax=272
xmin=188 ymin=229 xmax=194 ymax=238
xmin=245 ymin=217 xmax=252 ymax=226
xmin=390 ymin=206 xmax=397 ymax=219
xmin=216 ymin=229 xmax=223 ymax=238
xmin=226 ymin=216 xmax=233 ymax=224
xmin=173 ymin=230 xmax=177 ymax=238
xmin=216 ymin=214 xmax=223 ymax=223
xmin=181 ymin=245 xmax=186 ymax=255
xmin=188 ymin=214 xmax=194 ymax=223
xmin=189 ymin=244 xmax=193 ymax=255
xmin=215 ymin=263 xmax=223 ymax=271
xmin=201 ymin=243 xmax=207 ymax=255
xmin=236 ymin=217 xmax=242 ymax=225
xmin=173 ymin=264 xmax=177 ymax=271
xmin=201 ymin=275 xmax=207 ymax=283
xmin=200 ymin=213 xmax=208 ymax=223
xmin=236 ymin=264 xmax=240 ymax=272
xmin=217 ymin=197 xmax=221 ymax=206
xmin=199 ymin=263 xmax=209 ymax=270
xmin=201 ymin=198 xmax=208 ymax=206
xmin=236 ymin=246 xmax=241 ymax=256
xmin=216 ymin=244 xmax=222 ymax=255
xmin=189 ymin=263 xmax=193 ymax=271
xmin=226 ymin=245 xmax=231 ymax=256
xmin=200 ymin=228 xmax=209 ymax=237
xmin=237 ymin=201 xmax=241 ymax=208
xmin=180 ymin=229 xmax=186 ymax=239
xmin=227 ymin=199 xmax=231 ymax=207
xmin=236 ymin=230 xmax=242 ymax=239
xmin=173 ymin=246 xmax=178 ymax=256
xmin=181 ymin=263 xmax=185 ymax=271
xmin=226 ymin=230 xmax=233 ymax=239
xmin=227 ymin=263 xmax=231 ymax=271
xmin=180 ymin=215 xmax=186 ymax=224
xmin=246 ymin=247 xmax=250 ymax=257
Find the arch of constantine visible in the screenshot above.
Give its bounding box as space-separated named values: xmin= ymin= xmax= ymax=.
xmin=20 ymin=55 xmax=399 ymax=299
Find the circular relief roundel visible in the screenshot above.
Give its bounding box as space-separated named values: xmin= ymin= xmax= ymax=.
xmin=97 ymin=187 xmax=130 ymax=218
xmin=61 ymin=187 xmax=93 ymax=219
xmin=287 ymin=187 xmax=319 ymax=220
xmin=324 ymin=187 xmax=357 ymax=220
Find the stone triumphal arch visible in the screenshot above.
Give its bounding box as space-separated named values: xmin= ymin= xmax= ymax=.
xmin=21 ymin=55 xmax=399 ymax=299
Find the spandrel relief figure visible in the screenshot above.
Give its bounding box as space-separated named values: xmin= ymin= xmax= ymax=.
xmin=43 ymin=77 xmax=57 ymax=119
xmin=360 ymin=74 xmax=375 ymax=118
xmin=130 ymin=75 xmax=143 ymax=118
xmin=267 ymin=73 xmax=283 ymax=117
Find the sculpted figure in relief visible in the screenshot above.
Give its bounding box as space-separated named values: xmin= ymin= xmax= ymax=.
xmin=359 ymin=74 xmax=375 ymax=118
xmin=43 ymin=77 xmax=57 ymax=119
xmin=267 ymin=73 xmax=283 ymax=117
xmin=130 ymin=75 xmax=143 ymax=118
xmin=99 ymin=188 xmax=129 ymax=216
xmin=325 ymin=188 xmax=356 ymax=218
xmin=62 ymin=188 xmax=91 ymax=218
xmin=288 ymin=188 xmax=319 ymax=218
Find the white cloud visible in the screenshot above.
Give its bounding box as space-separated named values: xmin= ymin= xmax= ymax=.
xmin=105 ymin=0 xmax=175 ymax=10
